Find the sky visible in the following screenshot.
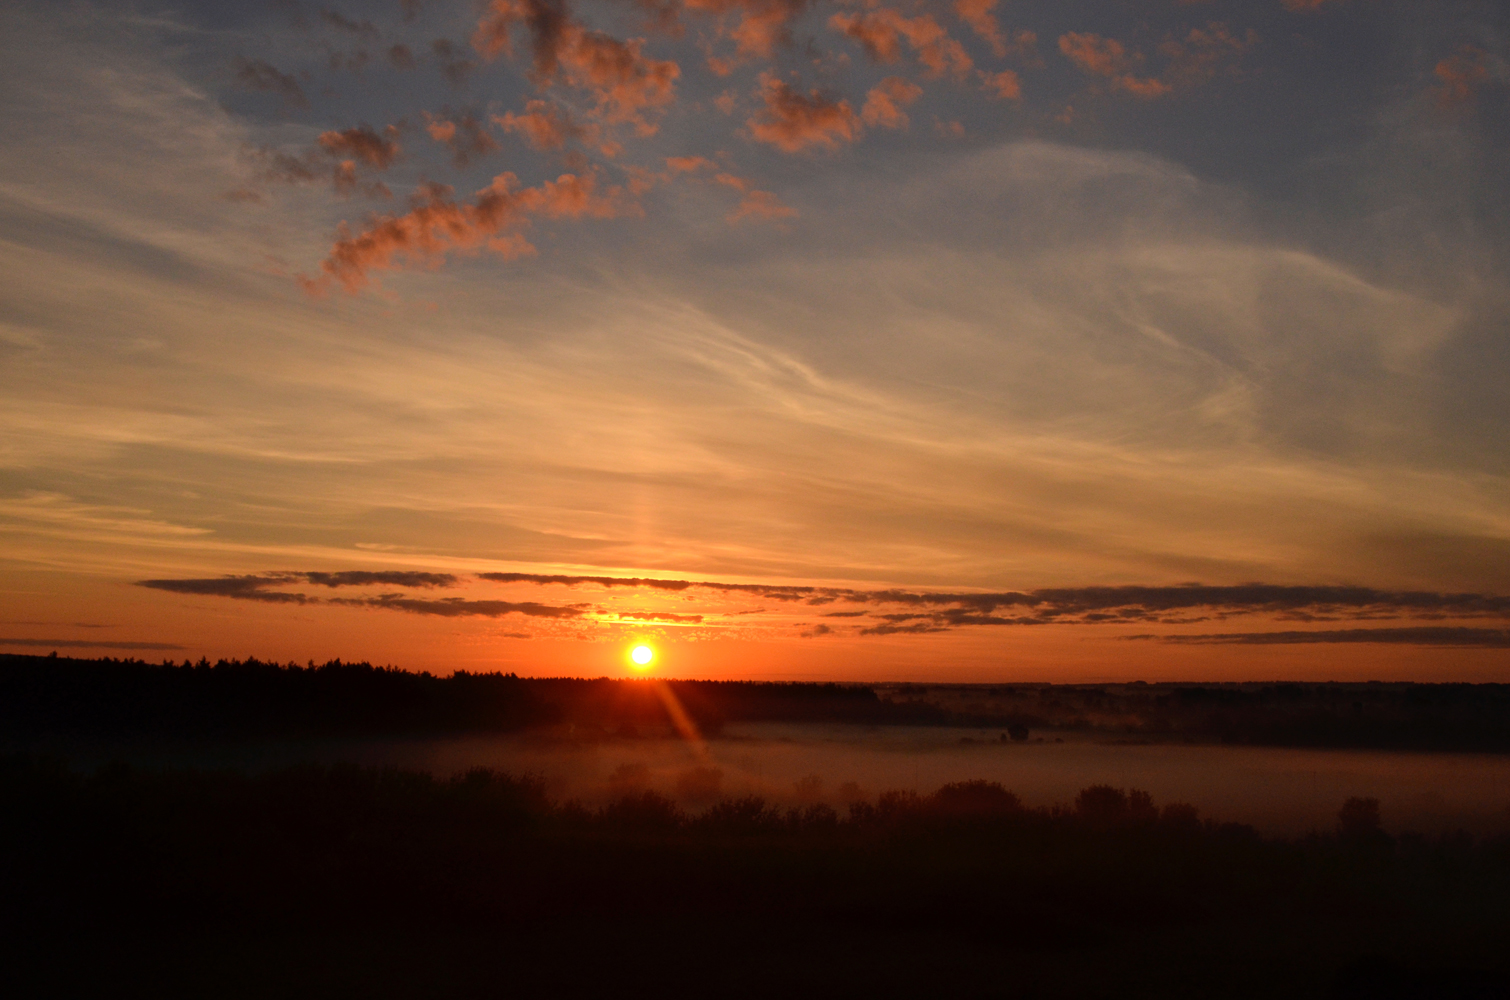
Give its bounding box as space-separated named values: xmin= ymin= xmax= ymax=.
xmin=1 ymin=0 xmax=1508 ymax=681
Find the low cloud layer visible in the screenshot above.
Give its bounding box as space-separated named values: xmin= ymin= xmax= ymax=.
xmin=0 ymin=638 xmax=185 ymax=650
xmin=1127 ymin=628 xmax=1510 ymax=648
xmin=136 ymin=571 xmax=1510 ymax=645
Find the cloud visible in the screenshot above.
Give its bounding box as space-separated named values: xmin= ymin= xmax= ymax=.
xmin=829 ymin=7 xmax=972 ymax=80
xmin=683 ymin=0 xmax=810 ymax=61
xmin=430 ymin=38 xmax=475 ymax=87
xmin=1281 ymin=0 xmax=1344 ymax=10
xmin=666 ymin=155 xmax=716 ymax=173
xmin=479 ymin=571 xmax=702 ymax=590
xmin=859 ymin=621 xmax=951 ymax=635
xmin=316 ymin=124 xmax=402 ymax=169
xmin=139 ymin=575 xmax=314 ymax=603
xmin=494 ymin=100 xmax=584 ymax=150
xmin=138 ymin=571 xmax=459 ymax=603
xmin=423 ymin=111 xmax=500 ymax=166
xmin=301 ymin=171 xmax=631 ymax=293
xmin=301 ymin=571 xmax=459 ymax=588
xmin=979 ymin=69 xmax=1021 ymax=100
xmin=713 ymin=172 xmax=797 ymax=222
xmin=1127 ymin=627 xmax=1510 ymax=647
xmin=0 ymin=638 xmax=186 ymax=650
xmin=475 ymin=573 xmax=1510 ymax=628
xmin=953 ymin=0 xmax=1004 ymax=57
xmin=617 ymin=611 xmax=704 ymax=623
xmin=726 ymin=187 xmax=797 ymax=223
xmin=1058 ymin=32 xmax=1130 ymax=78
xmin=329 ymin=596 xmax=587 ymax=618
xmin=1156 ymin=23 xmax=1257 ymax=90
xmin=748 ymin=73 xmax=861 ymax=152
xmin=388 ymin=44 xmax=416 ymax=70
xmin=1434 ymin=46 xmax=1490 ymax=107
xmin=553 ymin=26 xmax=680 ymax=132
xmin=861 ymin=76 xmax=923 ymax=128
xmin=472 ymin=0 xmax=679 ymax=133
xmin=136 ymin=573 xmax=582 ymax=620
xmin=232 ymin=57 xmax=308 ymax=107
xmin=319 ymin=9 xmax=379 ymax=40
xmin=1057 ymin=32 xmax=1170 ymax=97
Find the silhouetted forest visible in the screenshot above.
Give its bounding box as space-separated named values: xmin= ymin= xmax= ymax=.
xmin=5 ymin=653 xmax=1510 ymax=752
xmin=0 ymin=653 xmax=946 ymax=739
xmin=2 ymin=755 xmax=1505 ymax=999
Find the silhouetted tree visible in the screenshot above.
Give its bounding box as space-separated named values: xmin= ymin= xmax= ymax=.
xmin=1337 ymin=796 xmax=1383 ymax=838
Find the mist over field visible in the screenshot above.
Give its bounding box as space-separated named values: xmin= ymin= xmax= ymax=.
xmin=34 ymin=724 xmax=1510 ymax=837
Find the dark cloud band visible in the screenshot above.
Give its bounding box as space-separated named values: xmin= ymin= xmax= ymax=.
xmin=138 ymin=571 xmax=1510 ymax=642
xmin=1124 ymin=627 xmax=1510 ymax=648
xmin=0 ymin=638 xmax=185 ymax=650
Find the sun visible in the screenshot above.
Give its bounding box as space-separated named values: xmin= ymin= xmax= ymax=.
xmin=630 ymin=644 xmax=654 ymax=667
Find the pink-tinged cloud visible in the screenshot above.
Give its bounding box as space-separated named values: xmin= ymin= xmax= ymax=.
xmin=861 ymin=76 xmax=923 ymax=128
xmin=1157 ymin=22 xmax=1258 ymax=89
xmin=1059 ymin=31 xmax=1196 ymax=99
xmin=714 ymin=172 xmax=796 ymax=223
xmin=953 ymin=0 xmax=1005 ymax=57
xmin=684 ymin=0 xmax=810 ymax=60
xmin=494 ymin=100 xmax=585 ymax=150
xmin=748 ymin=73 xmax=861 ymax=152
xmin=829 ymin=8 xmax=972 ymax=80
xmin=979 ymin=68 xmax=1021 ymax=100
xmin=1434 ymin=46 xmax=1490 ymax=107
xmin=667 ymin=155 xmax=717 ymax=172
xmin=558 ymin=27 xmax=680 ymax=132
xmin=1058 ymin=32 xmax=1131 ymax=77
xmin=422 ymin=112 xmax=501 ymax=167
xmin=331 ymin=161 xmax=393 ymax=199
xmin=316 ymin=126 xmax=400 ymax=169
xmin=1116 ymin=75 xmax=1171 ymax=98
xmin=301 ymin=172 xmax=630 ymax=294
xmin=472 ymin=0 xmax=680 ymax=133
xmin=726 ymin=189 xmax=796 ymax=223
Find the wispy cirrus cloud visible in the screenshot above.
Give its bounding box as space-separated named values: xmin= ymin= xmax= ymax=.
xmin=1125 ymin=627 xmax=1510 ymax=648
xmin=0 ymin=637 xmax=185 ymax=650
xmin=327 ymin=596 xmax=588 ymax=618
xmin=138 ymin=572 xmax=587 ymax=620
xmin=139 ymin=571 xmax=461 ymax=604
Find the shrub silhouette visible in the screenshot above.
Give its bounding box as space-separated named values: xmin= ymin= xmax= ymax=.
xmin=1337 ymin=796 xmax=1383 ymax=838
xmin=1159 ymin=802 xmax=1202 ymax=832
xmin=1075 ymin=784 xmax=1128 ymax=821
xmin=601 ymin=790 xmax=684 ymax=830
xmin=793 ymin=774 xmax=824 ymax=802
xmin=929 ymin=780 xmax=1022 ymax=817
xmin=697 ymin=796 xmax=783 ymax=834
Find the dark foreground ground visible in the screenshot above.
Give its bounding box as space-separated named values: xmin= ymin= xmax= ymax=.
xmin=4 ymin=654 xmax=1509 ymax=998
xmin=3 ymin=756 xmax=1508 ymax=1000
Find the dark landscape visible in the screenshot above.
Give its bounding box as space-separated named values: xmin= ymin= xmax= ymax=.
xmin=4 ymin=654 xmax=1509 ymax=999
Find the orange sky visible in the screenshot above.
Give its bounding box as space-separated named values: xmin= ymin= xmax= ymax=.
xmin=1 ymin=0 xmax=1508 ymax=680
